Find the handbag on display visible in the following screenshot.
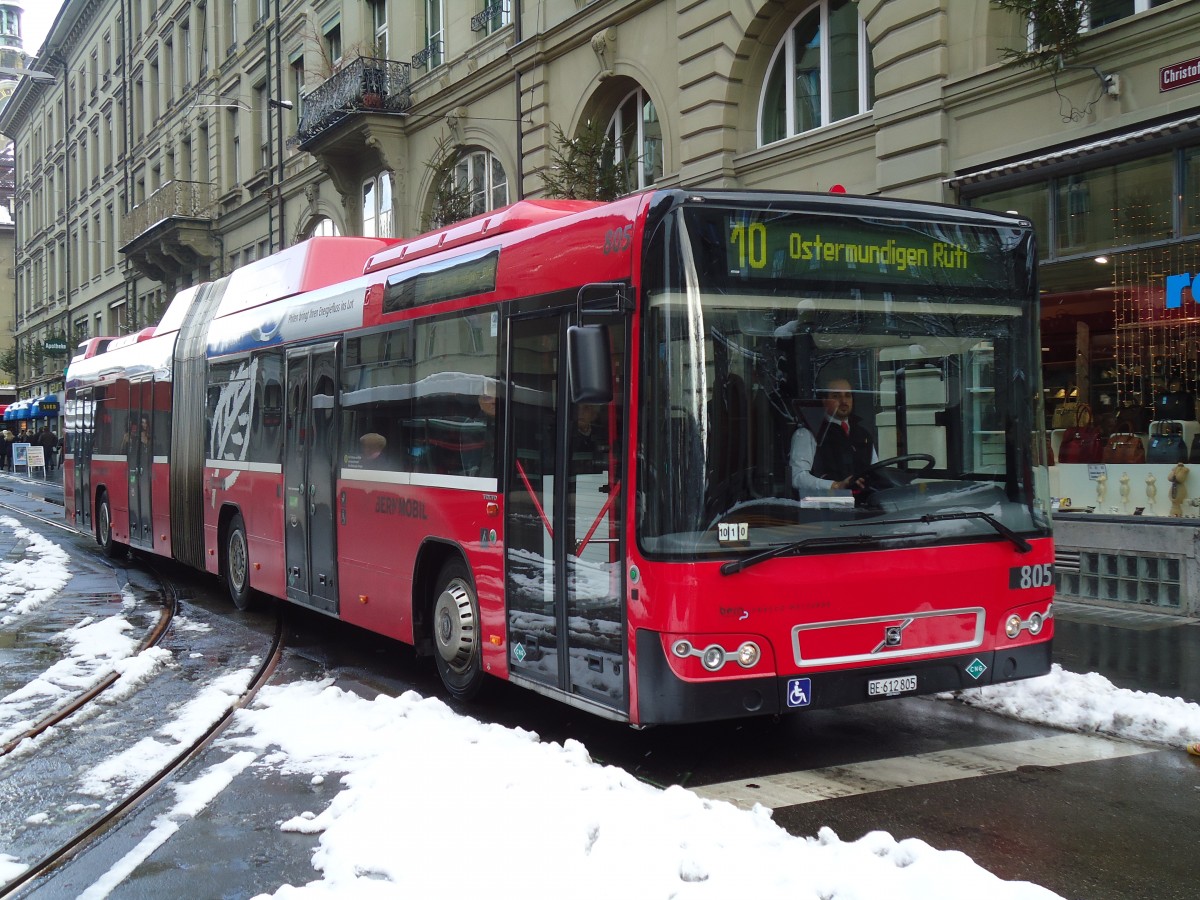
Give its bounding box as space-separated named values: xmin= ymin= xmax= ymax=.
xmin=1103 ymin=433 xmax=1145 ymax=465
xmin=1190 ymin=434 xmax=1200 ymax=464
xmin=1147 ymin=421 xmax=1187 ymax=464
xmin=1052 ymin=400 xmax=1080 ymax=430
xmin=1057 ymin=405 xmax=1105 ymax=464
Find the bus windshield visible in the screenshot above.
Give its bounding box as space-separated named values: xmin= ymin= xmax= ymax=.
xmin=637 ymin=200 xmax=1051 ymax=559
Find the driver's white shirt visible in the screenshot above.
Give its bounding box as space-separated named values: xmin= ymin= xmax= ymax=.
xmin=789 ymin=417 xmax=879 ymax=495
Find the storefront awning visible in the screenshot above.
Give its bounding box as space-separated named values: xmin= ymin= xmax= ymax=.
xmin=946 ymin=113 xmax=1200 ymax=189
xmin=5 ymin=401 xmax=30 ymax=420
xmin=30 ymin=395 xmax=60 ymax=417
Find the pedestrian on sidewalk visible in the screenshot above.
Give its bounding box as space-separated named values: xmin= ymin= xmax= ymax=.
xmin=0 ymin=428 xmax=12 ymax=471
xmin=36 ymin=426 xmax=58 ymax=474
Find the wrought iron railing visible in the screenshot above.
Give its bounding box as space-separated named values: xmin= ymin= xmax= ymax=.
xmin=411 ymin=42 xmax=443 ymax=70
xmin=471 ymin=2 xmax=510 ymax=32
xmin=121 ymin=180 xmax=216 ymax=244
xmin=295 ymin=57 xmax=412 ymax=147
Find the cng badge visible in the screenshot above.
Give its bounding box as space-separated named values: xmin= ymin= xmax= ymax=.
xmin=966 ymin=658 xmax=988 ymax=680
xmin=786 ymin=677 xmax=812 ymax=708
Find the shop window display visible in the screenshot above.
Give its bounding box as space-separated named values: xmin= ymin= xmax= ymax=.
xmin=972 ymin=143 xmax=1200 ymax=521
xmin=1042 ymin=240 xmax=1200 ymax=519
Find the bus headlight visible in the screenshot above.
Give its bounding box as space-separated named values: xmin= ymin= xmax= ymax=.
xmin=1002 ymin=604 xmax=1053 ymax=640
xmin=1005 ymin=614 xmax=1023 ymax=639
xmin=665 ymin=635 xmax=771 ymax=673
xmin=736 ymin=642 xmax=761 ymax=668
xmin=701 ymin=645 xmax=726 ymax=671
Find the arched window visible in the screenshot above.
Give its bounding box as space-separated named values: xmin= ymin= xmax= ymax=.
xmin=363 ymin=171 xmax=393 ymax=238
xmin=759 ymin=0 xmax=873 ymax=146
xmin=307 ymin=217 xmax=341 ymax=238
xmin=606 ymin=87 xmax=662 ymax=190
xmin=454 ymin=149 xmax=508 ymax=217
xmin=427 ymin=148 xmax=509 ymax=227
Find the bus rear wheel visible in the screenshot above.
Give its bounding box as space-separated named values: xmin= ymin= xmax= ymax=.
xmin=224 ymin=512 xmax=254 ymax=610
xmin=432 ymin=558 xmax=485 ymax=701
xmin=97 ymin=491 xmax=125 ymax=559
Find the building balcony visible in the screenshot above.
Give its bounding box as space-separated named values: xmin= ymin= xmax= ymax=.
xmin=119 ymin=180 xmax=219 ymax=284
xmin=294 ymin=57 xmax=412 ymax=154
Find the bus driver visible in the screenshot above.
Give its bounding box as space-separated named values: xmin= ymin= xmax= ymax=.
xmin=789 ymin=376 xmax=877 ymax=495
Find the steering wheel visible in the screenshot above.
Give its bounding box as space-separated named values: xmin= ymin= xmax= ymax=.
xmin=856 ymin=453 xmax=936 ymax=491
xmin=860 ymin=453 xmax=936 ymax=478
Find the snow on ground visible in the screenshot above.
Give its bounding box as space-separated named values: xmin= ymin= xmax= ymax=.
xmin=212 ymin=662 xmax=1200 ymax=900
xmin=950 ymin=663 xmax=1200 ymax=746
xmin=75 ymin=662 xmax=262 ymax=799
xmin=224 ymin=683 xmax=1054 ymax=900
xmin=0 ymin=612 xmax=139 ymax=744
xmin=0 ymin=515 xmax=71 ymax=625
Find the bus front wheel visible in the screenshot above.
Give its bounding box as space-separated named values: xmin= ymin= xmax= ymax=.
xmin=224 ymin=512 xmax=254 ymax=610
xmin=432 ymin=558 xmax=485 ymax=701
xmin=97 ymin=491 xmax=125 ymax=559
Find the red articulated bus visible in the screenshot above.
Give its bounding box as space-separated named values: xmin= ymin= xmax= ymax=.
xmin=64 ymin=190 xmax=1054 ymax=725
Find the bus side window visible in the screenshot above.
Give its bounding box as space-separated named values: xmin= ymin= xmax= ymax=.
xmin=93 ymin=386 xmax=117 ymax=454
xmin=250 ymin=351 xmax=285 ymax=466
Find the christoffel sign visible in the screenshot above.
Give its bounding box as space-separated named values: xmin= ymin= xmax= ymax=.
xmin=1160 ymin=57 xmax=1200 ymax=92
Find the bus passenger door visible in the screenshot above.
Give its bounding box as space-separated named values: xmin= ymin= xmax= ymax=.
xmin=127 ymin=379 xmax=153 ymax=548
xmin=283 ymin=344 xmax=339 ymax=614
xmin=74 ymin=389 xmax=94 ymax=531
xmin=505 ymin=313 xmax=627 ymax=713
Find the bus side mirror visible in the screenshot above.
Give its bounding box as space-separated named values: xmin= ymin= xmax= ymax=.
xmin=568 ymin=325 xmax=613 ymax=405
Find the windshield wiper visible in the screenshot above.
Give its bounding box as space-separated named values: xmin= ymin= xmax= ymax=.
xmin=859 ymin=511 xmax=1033 ymax=553
xmin=720 ymin=532 xmax=934 ymax=576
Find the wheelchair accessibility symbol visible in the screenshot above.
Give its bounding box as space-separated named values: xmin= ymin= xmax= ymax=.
xmin=786 ymin=677 xmax=812 ymax=708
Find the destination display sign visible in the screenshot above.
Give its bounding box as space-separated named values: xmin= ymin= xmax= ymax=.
xmin=707 ymin=208 xmax=1024 ymax=291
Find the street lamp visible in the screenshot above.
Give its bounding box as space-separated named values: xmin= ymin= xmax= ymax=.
xmin=0 ymin=67 xmax=55 ymax=83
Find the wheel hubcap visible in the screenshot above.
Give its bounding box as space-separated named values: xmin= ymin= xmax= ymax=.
xmin=229 ymin=532 xmax=247 ymax=591
xmin=433 ymin=580 xmax=476 ymax=673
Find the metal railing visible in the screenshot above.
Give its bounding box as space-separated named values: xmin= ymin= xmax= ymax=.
xmin=471 ymin=2 xmax=510 ymax=32
xmin=411 ymin=42 xmax=442 ymax=70
xmin=121 ymin=180 xmax=216 ymax=244
xmin=295 ymin=57 xmax=412 ymax=146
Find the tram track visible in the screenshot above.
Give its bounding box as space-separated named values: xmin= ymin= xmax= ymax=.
xmin=0 ymin=491 xmax=176 ymax=758
xmin=0 ymin=606 xmax=286 ymax=898
xmin=0 ymin=498 xmax=71 ymax=533
xmin=0 ymin=559 xmax=175 ymax=758
xmin=0 ymin=480 xmax=288 ymax=895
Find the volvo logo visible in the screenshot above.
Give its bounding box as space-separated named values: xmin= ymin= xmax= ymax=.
xmin=872 ymin=618 xmax=914 ymax=653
